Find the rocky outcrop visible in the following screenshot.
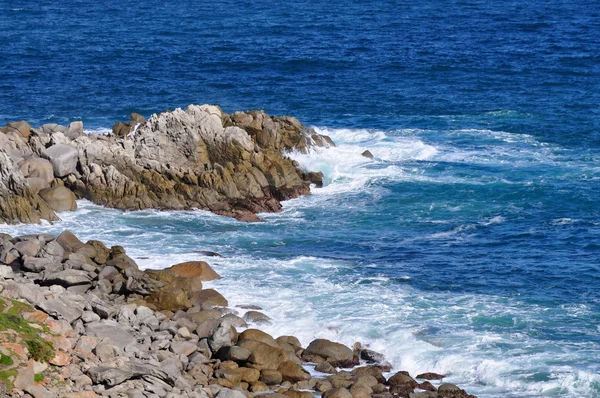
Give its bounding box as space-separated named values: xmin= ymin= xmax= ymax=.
xmin=0 ymin=149 xmax=58 ymax=224
xmin=1 ymin=105 xmax=331 ymax=224
xmin=0 ymin=231 xmax=477 ymax=398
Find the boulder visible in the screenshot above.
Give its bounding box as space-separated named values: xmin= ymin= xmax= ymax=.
xmin=192 ymin=288 xmax=228 ymax=307
xmin=277 ymin=360 xmax=311 ymax=382
xmin=14 ymin=239 xmax=41 ymax=257
xmin=238 ymin=339 xmax=285 ymax=370
xmin=0 ymin=149 xmax=58 ymax=224
xmin=323 ymin=388 xmax=353 ymax=398
xmin=87 ymin=362 xmax=175 ymax=387
xmin=25 ymin=177 xmax=50 ymax=193
xmin=437 ymin=383 xmax=473 ymax=397
xmin=43 ymin=269 xmax=92 ymax=286
xmin=260 ymin=369 xmax=283 ymax=385
xmin=239 ymin=329 xmax=279 ymax=348
xmin=167 ymin=261 xmax=221 ymax=280
xmin=41 ymin=123 xmax=67 ymax=135
xmin=243 ymin=310 xmax=272 ymax=325
xmin=361 ymin=150 xmax=374 ymax=159
xmin=208 ymin=319 xmax=238 ymax=353
xmin=388 ymin=372 xmax=418 ymax=388
xmin=19 ymin=157 xmax=54 ymax=183
xmin=303 ymin=339 xmax=354 ymax=366
xmin=218 ymin=346 xmax=252 ymax=362
xmin=416 ymin=372 xmax=445 ymax=380
xmin=1 ymin=120 xmax=31 ymax=139
xmin=66 ymin=121 xmax=83 ymax=139
xmin=214 ymin=389 xmax=246 ymax=398
xmin=38 ymin=298 xmax=83 ymax=323
xmin=41 ymin=143 xmax=79 ymax=177
xmin=56 ymin=230 xmax=85 ymax=252
xmin=39 ymin=186 xmax=77 ymax=212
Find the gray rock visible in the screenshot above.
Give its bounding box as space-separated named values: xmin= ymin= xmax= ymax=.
xmin=19 ymin=157 xmax=54 ymax=183
xmin=170 ymin=341 xmax=197 ymax=357
xmin=26 ymin=176 xmax=50 ymax=194
xmin=88 ymin=361 xmax=176 ymax=387
xmin=41 ymin=123 xmax=67 ymax=135
xmin=38 ymin=298 xmax=83 ymax=323
xmin=160 ymin=357 xmax=182 ymax=380
xmin=39 ymin=240 xmax=65 ymax=262
xmin=215 ymin=388 xmax=247 ymax=398
xmin=0 ymin=264 xmax=15 ymax=279
xmin=43 ymin=269 xmax=92 ymax=286
xmin=218 ymin=346 xmax=251 ymax=362
xmin=14 ymin=239 xmax=41 ymax=257
xmin=85 ymin=320 xmax=137 ymax=349
xmin=94 ymin=338 xmax=116 ymax=362
xmin=66 ymin=121 xmax=83 ymax=139
xmin=1 ymin=248 xmax=20 ymax=264
xmin=243 ymin=310 xmax=272 ymax=325
xmin=41 ymin=143 xmax=79 ymax=177
xmin=81 ymin=310 xmax=101 ymax=323
xmin=22 ymin=255 xmax=60 ymax=273
xmin=208 ymin=318 xmax=238 ymax=353
xmin=38 ymin=186 xmax=77 ymax=212
xmin=98 ymin=265 xmax=119 ymax=280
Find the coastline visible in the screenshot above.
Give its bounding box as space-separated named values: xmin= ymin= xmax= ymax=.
xmin=0 ymin=230 xmax=476 ymax=398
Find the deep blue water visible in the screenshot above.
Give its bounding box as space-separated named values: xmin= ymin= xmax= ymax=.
xmin=1 ymin=1 xmax=600 ymax=397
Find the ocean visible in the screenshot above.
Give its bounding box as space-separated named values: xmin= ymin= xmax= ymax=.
xmin=1 ymin=1 xmax=599 ymax=397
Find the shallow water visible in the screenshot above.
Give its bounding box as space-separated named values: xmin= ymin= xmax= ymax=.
xmin=1 ymin=0 xmax=599 ymax=396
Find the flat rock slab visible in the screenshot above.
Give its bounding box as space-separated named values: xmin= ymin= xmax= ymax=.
xmin=43 ymin=269 xmax=92 ymax=286
xmin=38 ymin=298 xmax=83 ymax=323
xmin=88 ymin=362 xmax=175 ymax=387
xmin=85 ymin=320 xmax=137 ymax=349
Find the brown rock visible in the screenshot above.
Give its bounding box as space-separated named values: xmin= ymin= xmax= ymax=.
xmin=260 ymin=369 xmax=283 ymax=385
xmin=239 ymin=339 xmax=286 ymax=370
xmin=238 ymin=367 xmax=261 ymax=383
xmin=315 ymin=361 xmax=337 ymax=374
xmin=250 ymin=381 xmax=270 ymax=393
xmin=387 ymin=372 xmax=417 ymax=388
xmin=303 ymin=339 xmax=355 ymax=367
xmin=39 ymin=186 xmax=77 ymax=212
xmin=416 ymin=372 xmax=446 ymax=380
xmin=1 ymin=120 xmax=31 ymax=139
xmin=277 ymin=336 xmax=301 ymax=347
xmin=361 ymin=150 xmax=374 ymax=159
xmin=167 ymin=261 xmax=221 ymax=280
xmin=49 ymin=350 xmax=71 ymax=366
xmin=322 ymin=387 xmax=353 ymax=398
xmin=284 ymin=391 xmax=314 ymax=398
xmin=56 ymin=230 xmax=85 ymax=252
xmin=350 ymin=385 xmax=372 ymax=398
xmin=192 ymin=289 xmax=228 ymax=308
xmin=278 ymin=360 xmax=311 ymax=382
xmin=239 ymin=329 xmax=279 ymax=348
xmin=152 ymin=288 xmax=192 ymax=312
xmin=419 ymin=381 xmax=437 ymax=391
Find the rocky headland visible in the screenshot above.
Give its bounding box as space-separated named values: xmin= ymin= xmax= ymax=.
xmin=0 ymin=105 xmax=332 ymax=224
xmin=0 ymin=230 xmax=476 ymax=398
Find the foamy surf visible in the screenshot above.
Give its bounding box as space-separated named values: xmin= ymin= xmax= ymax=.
xmin=0 ymin=124 xmax=599 ymax=397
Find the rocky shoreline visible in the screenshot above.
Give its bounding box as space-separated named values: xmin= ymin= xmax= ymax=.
xmin=1 ymin=104 xmax=332 ymax=224
xmin=0 ymin=231 xmax=477 ymax=398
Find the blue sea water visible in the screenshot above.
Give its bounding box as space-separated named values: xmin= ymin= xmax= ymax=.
xmin=1 ymin=1 xmax=600 ymax=397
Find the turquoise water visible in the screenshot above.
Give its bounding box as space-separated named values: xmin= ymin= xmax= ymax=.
xmin=1 ymin=1 xmax=599 ymax=396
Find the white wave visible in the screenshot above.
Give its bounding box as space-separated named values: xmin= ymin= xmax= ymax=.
xmin=84 ymin=127 xmax=112 ymax=135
